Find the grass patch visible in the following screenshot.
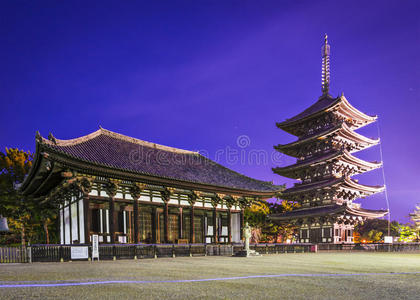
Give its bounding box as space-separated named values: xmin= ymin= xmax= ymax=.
xmin=0 ymin=252 xmax=419 ymax=299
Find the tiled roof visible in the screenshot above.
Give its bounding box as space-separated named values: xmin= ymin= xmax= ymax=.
xmin=277 ymin=94 xmax=339 ymax=127
xmin=273 ymin=150 xmax=382 ymax=178
xmin=276 ymin=94 xmax=376 ymax=130
xmin=39 ymin=128 xmax=279 ymax=193
xmin=280 ymin=176 xmax=384 ymax=198
xmin=269 ymin=204 xmax=387 ymax=221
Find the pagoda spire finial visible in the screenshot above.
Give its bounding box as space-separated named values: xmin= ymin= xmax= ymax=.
xmin=321 ymin=33 xmax=331 ymax=96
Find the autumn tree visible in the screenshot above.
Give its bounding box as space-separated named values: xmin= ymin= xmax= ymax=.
xmin=245 ymin=198 xmax=300 ymax=243
xmin=355 ymin=218 xmax=401 ymax=243
xmin=0 ymin=148 xmax=33 ymax=246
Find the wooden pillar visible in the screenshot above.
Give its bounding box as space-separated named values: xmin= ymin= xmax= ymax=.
xmin=109 ymin=197 xmax=115 ymax=243
xmin=68 ymin=197 xmax=73 ymax=245
xmin=227 ymin=209 xmax=232 ymax=244
xmin=213 ymin=208 xmax=217 ymax=244
xmin=152 ymin=207 xmax=157 ymax=244
xmin=190 ymin=206 xmax=195 ymax=243
xmin=240 ymin=208 xmax=244 ymax=241
xmin=133 ymin=199 xmax=139 ymax=243
xmin=178 ymin=207 xmax=183 ymax=240
xmin=164 ymin=202 xmax=169 ymax=243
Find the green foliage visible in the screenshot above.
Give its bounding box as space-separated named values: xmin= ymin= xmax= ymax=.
xmin=355 ymin=219 xmax=399 ymax=242
xmin=0 ymin=148 xmax=58 ymax=245
xmin=366 ymin=229 xmax=383 ymax=242
xmin=355 ymin=218 xmax=420 ymax=243
xmin=245 ymin=199 xmax=300 ymax=243
xmin=0 ymin=148 xmax=33 ymax=215
xmin=398 ymin=225 xmax=418 ymax=243
xmin=409 ymin=204 xmax=420 ymax=231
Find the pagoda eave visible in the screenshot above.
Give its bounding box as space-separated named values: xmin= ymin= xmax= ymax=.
xmin=275 ymin=122 xmax=379 ymax=158
xmin=269 ymin=204 xmax=388 ymax=222
xmin=273 ymin=150 xmax=381 ymax=179
xmin=280 ymin=177 xmax=384 ymax=199
xmin=277 ymin=95 xmax=377 ymax=136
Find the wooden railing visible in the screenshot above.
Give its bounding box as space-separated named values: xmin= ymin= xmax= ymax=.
xmin=250 ymin=243 xmax=313 ymax=254
xmin=0 ymin=246 xmax=27 ymax=263
xmin=2 ymin=242 xmax=419 ymax=263
xmin=317 ymin=243 xmax=420 ymax=252
xmin=25 ymin=243 xmax=313 ymax=262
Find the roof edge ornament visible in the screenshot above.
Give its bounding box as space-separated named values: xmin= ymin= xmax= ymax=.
xmin=48 ymin=132 xmax=57 ymax=145
xmin=35 ymin=131 xmax=42 ymax=143
xmin=321 ymin=33 xmax=331 ymax=98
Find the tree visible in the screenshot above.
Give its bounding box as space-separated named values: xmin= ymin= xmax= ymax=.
xmin=354 ymin=218 xmax=399 ymax=242
xmin=409 ymin=204 xmax=420 ymax=240
xmin=244 ymin=199 xmax=300 ymax=243
xmin=0 ymin=148 xmax=33 ymax=246
xmin=0 ymin=148 xmax=59 ymax=245
xmin=398 ymin=225 xmax=418 ymax=243
xmin=31 ymin=202 xmax=57 ymax=244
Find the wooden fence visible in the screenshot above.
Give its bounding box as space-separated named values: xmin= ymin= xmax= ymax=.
xmin=317 ymin=242 xmax=420 ymax=252
xmin=27 ymin=243 xmax=314 ymax=262
xmin=1 ymin=242 xmax=419 ymax=263
xmin=0 ymin=246 xmax=27 ymax=263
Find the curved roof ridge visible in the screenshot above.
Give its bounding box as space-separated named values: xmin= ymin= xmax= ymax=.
xmin=40 ymin=127 xmax=199 ymax=155
xmin=275 ymin=123 xmax=341 ymax=150
xmin=273 ymin=150 xmax=381 ymax=177
xmin=277 ymin=95 xmax=340 ymax=127
xmin=343 ymin=177 xmax=385 ymax=192
xmin=275 ymin=121 xmax=379 ymax=152
xmin=339 ymin=96 xmax=377 ymax=122
xmin=277 ymin=94 xmax=377 ymax=129
xmin=273 ymin=150 xmax=342 ymax=173
xmin=342 ymin=150 xmax=382 ymax=169
xmin=340 ymin=122 xmax=379 ymax=145
xmin=99 ymin=127 xmax=198 ymax=155
xmin=41 ymin=129 xmax=103 ymax=146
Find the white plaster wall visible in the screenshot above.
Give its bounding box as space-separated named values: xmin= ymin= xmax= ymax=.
xmin=71 ymin=201 xmax=78 ymax=243
xmin=60 ymin=207 xmax=64 ymax=244
xmin=180 ymin=200 xmax=190 ymax=206
xmin=139 ymin=195 xmax=150 ymax=202
xmin=64 ymin=205 xmax=70 ymax=244
xmin=231 ymin=213 xmax=240 ymax=243
xmin=78 ymin=199 xmax=85 ymax=243
xmin=89 ymin=189 xmax=98 ymax=196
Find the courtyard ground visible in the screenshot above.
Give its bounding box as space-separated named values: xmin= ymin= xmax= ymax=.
xmin=0 ymin=252 xmax=419 ymax=299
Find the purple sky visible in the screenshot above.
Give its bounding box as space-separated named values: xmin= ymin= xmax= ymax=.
xmin=1 ymin=1 xmax=419 ymax=222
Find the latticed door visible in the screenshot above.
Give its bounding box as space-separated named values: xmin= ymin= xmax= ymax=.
xmin=139 ymin=209 xmax=153 ymax=243
xmin=310 ymin=228 xmax=322 ymax=243
xmin=194 ymin=216 xmax=203 ymax=243
xmin=168 ymin=214 xmax=179 ymax=243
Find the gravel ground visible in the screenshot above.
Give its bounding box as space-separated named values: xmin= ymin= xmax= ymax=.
xmin=0 ymin=252 xmax=420 ymax=299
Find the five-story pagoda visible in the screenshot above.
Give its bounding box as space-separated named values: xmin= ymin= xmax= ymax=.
xmin=270 ymin=35 xmax=387 ymax=244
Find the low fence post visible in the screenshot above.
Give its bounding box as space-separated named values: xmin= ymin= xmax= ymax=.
xmin=27 ymin=246 xmax=32 ymax=263
xmin=59 ymin=246 xmax=64 ymax=262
